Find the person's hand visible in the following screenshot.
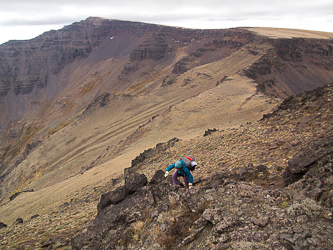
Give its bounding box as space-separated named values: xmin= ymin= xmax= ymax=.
xmin=189 ymin=183 xmax=193 ymax=189
xmin=164 ymin=171 xmax=169 ymax=177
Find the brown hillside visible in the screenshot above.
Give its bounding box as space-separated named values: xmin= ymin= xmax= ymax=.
xmin=0 ymin=18 xmax=333 ymax=232
xmin=0 ymin=82 xmax=332 ymax=249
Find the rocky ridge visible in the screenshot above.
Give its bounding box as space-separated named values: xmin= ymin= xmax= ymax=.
xmin=1 ymin=83 xmax=332 ymax=249
xmin=72 ymin=85 xmax=333 ymax=249
xmin=71 ymin=85 xmax=333 ymax=250
xmin=72 ymin=83 xmax=333 ymax=249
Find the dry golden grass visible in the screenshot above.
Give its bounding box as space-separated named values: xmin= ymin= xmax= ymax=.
xmin=243 ymin=27 xmax=333 ymax=39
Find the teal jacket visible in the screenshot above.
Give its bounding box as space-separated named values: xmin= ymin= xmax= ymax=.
xmin=165 ymin=160 xmax=193 ymax=183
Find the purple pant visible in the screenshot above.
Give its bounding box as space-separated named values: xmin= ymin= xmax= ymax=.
xmin=172 ymin=170 xmax=189 ymax=188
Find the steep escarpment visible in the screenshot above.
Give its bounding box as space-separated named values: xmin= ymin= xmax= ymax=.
xmin=243 ymin=37 xmax=333 ymax=98
xmin=0 ymin=18 xmax=248 ymax=143
xmin=0 ymin=18 xmax=229 ymax=100
xmin=0 ymin=17 xmax=184 ymax=97
xmin=171 ymin=29 xmax=256 ymax=75
xmin=0 ymin=24 xmax=90 ymax=97
xmin=0 ymin=19 xmax=332 ymax=130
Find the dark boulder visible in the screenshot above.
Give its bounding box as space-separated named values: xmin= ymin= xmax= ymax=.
xmin=97 ymin=186 xmax=127 ymax=213
xmin=289 ymin=137 xmax=333 ymax=174
xmin=238 ymin=163 xmax=255 ymax=181
xmin=148 ymin=170 xmax=176 ymax=202
xmin=282 ymin=166 xmax=293 ymax=187
xmin=72 ymin=170 xmax=174 ymax=249
xmin=255 ymin=164 xmax=268 ymax=172
xmin=124 ymin=173 xmax=147 ymax=194
xmin=31 ymin=214 xmax=40 ymax=219
xmin=0 ymin=222 xmax=7 ymax=229
xmin=13 ymin=218 xmax=23 ymax=225
xmin=149 ymin=169 xmax=165 ymax=185
xmin=204 ymin=128 xmax=218 ymax=136
xmin=72 ymin=180 xmax=156 ymax=249
xmin=284 ymin=136 xmax=333 ymax=186
xmin=97 ymin=173 xmax=147 ymax=214
xmin=201 ymin=171 xmax=227 ymax=188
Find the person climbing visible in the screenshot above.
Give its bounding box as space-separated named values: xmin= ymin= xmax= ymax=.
xmin=164 ymin=155 xmax=197 ymax=189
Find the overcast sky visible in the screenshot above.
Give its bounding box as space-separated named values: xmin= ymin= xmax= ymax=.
xmin=0 ymin=0 xmax=332 ymax=45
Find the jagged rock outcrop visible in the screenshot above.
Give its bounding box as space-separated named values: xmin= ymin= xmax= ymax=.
xmin=97 ymin=172 xmax=147 ymax=213
xmin=284 ymin=140 xmax=333 ymax=208
xmin=72 ymin=142 xmax=333 ymax=249
xmin=81 ymin=92 xmax=111 ymax=116
xmin=203 ymin=128 xmax=218 ymax=136
xmin=130 ymin=35 xmax=169 ymax=62
xmin=72 ymin=170 xmax=174 ymax=249
xmin=9 ymin=189 xmax=34 ymax=201
xmin=283 ymin=136 xmax=333 ymax=186
xmin=131 ymin=137 xmax=179 ymax=168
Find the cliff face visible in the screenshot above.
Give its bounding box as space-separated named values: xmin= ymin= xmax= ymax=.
xmin=0 ymin=22 xmax=89 ymax=97
xmin=1 ymin=19 xmax=332 ymax=126
xmin=0 ymin=18 xmax=213 ymax=98
xmin=0 ymin=18 xmax=214 ymax=129
xmin=0 ymin=17 xmax=179 ymax=96
xmin=244 ymin=37 xmax=333 ymax=98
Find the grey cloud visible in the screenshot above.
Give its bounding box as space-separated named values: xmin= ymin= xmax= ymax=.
xmin=0 ymin=17 xmax=77 ymax=27
xmin=0 ymin=0 xmax=332 ymax=44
